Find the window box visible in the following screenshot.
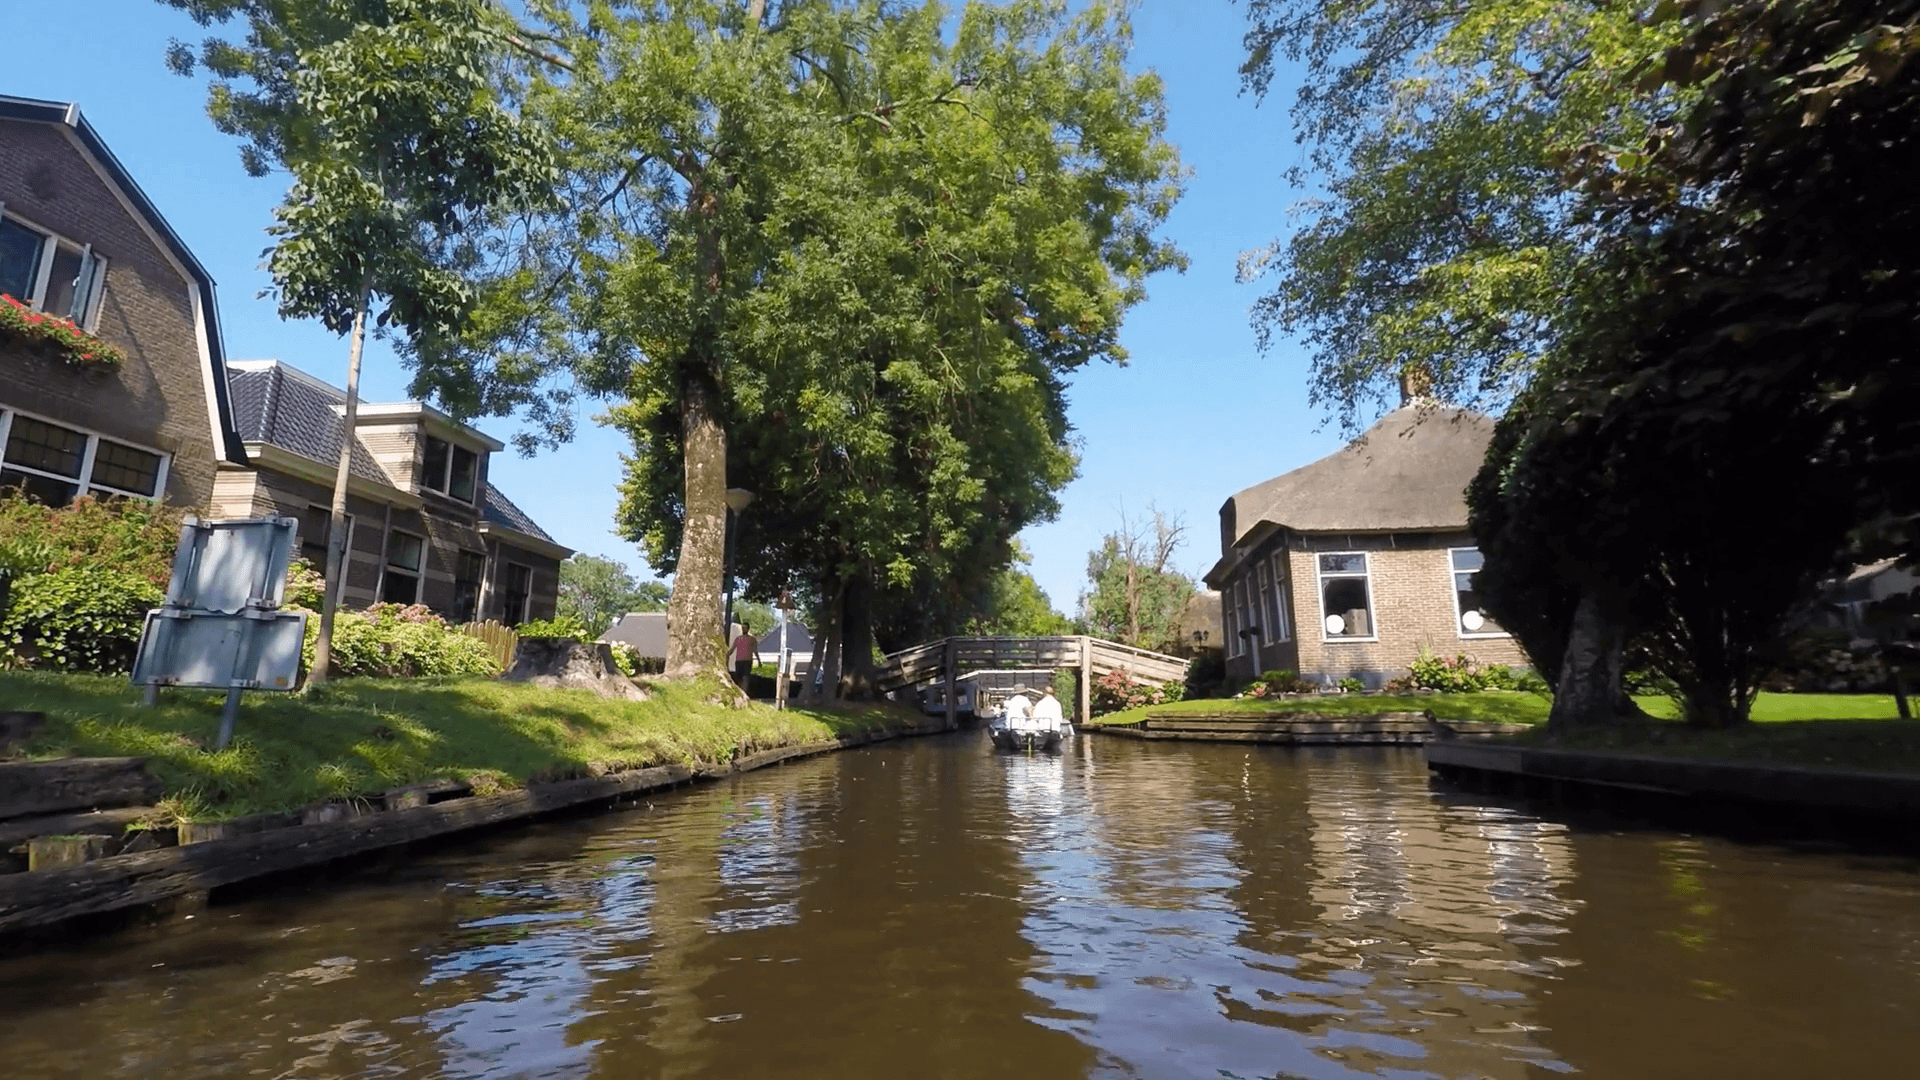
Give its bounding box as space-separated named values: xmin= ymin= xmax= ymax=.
xmin=0 ymin=209 xmax=118 ymax=369
xmin=0 ymin=293 xmax=124 ymax=369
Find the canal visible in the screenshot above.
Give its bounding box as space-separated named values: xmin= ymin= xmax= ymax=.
xmin=0 ymin=733 xmax=1914 ymax=1078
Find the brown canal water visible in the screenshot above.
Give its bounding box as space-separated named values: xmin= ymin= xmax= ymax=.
xmin=0 ymin=733 xmax=1916 ymax=1079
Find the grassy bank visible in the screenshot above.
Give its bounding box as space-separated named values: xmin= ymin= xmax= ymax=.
xmin=0 ymin=672 xmax=915 ymax=822
xmin=1087 ymin=691 xmax=1906 ymax=732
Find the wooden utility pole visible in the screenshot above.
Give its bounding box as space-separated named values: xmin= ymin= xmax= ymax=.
xmin=943 ymin=636 xmax=957 ymax=730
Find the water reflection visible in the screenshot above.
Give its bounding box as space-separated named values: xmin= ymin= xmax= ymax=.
xmin=0 ymin=736 xmax=1913 ymax=1079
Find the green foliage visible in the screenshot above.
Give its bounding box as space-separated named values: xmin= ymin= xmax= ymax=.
xmin=1409 ymin=649 xmax=1488 ymax=694
xmin=0 ymin=493 xmax=182 ymax=587
xmin=1 ymin=567 xmax=164 ymax=674
xmin=1242 ymin=668 xmax=1318 ymax=697
xmin=1336 ymin=676 xmax=1365 ymax=694
xmin=1477 ymin=664 xmax=1520 ymax=692
xmin=965 ymin=541 xmax=1072 ymax=637
xmin=1079 ymin=507 xmax=1196 ymax=651
xmin=1089 ymin=669 xmax=1185 ymax=716
xmin=1469 ymin=0 xmax=1920 ymax=730
xmin=403 ymin=1 xmax=1182 ymax=682
xmin=283 ymin=557 xmax=325 ymax=610
xmin=558 ymin=554 xmax=662 ymax=637
xmin=1182 ymin=650 xmax=1227 ymax=699
xmin=1236 ymin=0 xmax=1686 ymax=428
xmin=300 ymin=603 xmax=499 ymax=679
xmin=515 ymin=615 xmax=591 ymax=642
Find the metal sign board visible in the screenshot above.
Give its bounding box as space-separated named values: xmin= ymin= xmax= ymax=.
xmin=131 ymin=609 xmax=308 ymax=691
xmin=165 ymin=516 xmax=297 ymax=614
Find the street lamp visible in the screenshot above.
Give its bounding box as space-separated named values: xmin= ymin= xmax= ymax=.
xmin=722 ymin=487 xmax=755 ymax=649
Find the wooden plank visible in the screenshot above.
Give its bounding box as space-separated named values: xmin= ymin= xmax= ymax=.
xmin=0 ymin=759 xmax=163 ymax=820
xmin=0 ymin=807 xmax=155 ymax=851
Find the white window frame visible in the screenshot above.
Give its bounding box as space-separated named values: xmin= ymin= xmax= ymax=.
xmin=1449 ymin=546 xmax=1511 ymax=639
xmin=1316 ymin=550 xmax=1378 ymax=643
xmin=381 ymin=528 xmax=426 ymax=605
xmin=0 ymin=205 xmax=109 ymax=332
xmin=0 ymin=406 xmax=168 ymax=502
xmin=1267 ymin=551 xmax=1292 ymax=642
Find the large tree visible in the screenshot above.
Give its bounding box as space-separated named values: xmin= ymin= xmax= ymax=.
xmin=1470 ymin=0 xmax=1920 ymax=730
xmin=419 ymin=0 xmax=1182 ymax=691
xmin=1236 ymin=0 xmax=1684 ymax=429
xmin=1078 ymin=505 xmax=1194 ymax=651
xmin=557 ymin=554 xmax=666 ymax=636
xmin=163 ymin=0 xmax=556 ymax=684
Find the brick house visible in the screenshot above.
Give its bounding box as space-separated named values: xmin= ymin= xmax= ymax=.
xmin=0 ymin=95 xmax=248 ymax=508
xmin=1202 ymin=404 xmax=1529 ymax=688
xmin=213 ymin=359 xmax=570 ymax=625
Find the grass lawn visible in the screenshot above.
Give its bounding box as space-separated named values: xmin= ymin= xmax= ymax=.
xmin=1511 ymin=718 xmax=1920 ymax=772
xmin=1086 ymin=691 xmax=1555 ymax=728
xmin=0 ymin=671 xmax=915 ymax=822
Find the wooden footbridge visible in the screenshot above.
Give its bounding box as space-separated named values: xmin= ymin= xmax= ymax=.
xmin=875 ymin=636 xmax=1190 ymax=724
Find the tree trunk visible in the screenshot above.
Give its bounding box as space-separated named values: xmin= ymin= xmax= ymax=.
xmin=307 ymin=268 xmax=373 ymax=691
xmin=1548 ymin=588 xmax=1631 ymax=732
xmin=837 ymin=573 xmax=878 ymax=700
xmin=665 ymin=367 xmax=730 ymax=679
xmin=807 ymin=576 xmax=847 ymax=703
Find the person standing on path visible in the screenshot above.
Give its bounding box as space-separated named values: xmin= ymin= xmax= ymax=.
xmin=731 ymin=621 xmax=758 ymax=690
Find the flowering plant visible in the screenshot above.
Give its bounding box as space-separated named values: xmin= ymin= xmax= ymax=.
xmin=0 ymin=293 xmax=125 ymax=369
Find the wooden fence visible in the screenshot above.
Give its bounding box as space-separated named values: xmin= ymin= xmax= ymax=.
xmin=460 ymin=620 xmax=520 ymax=671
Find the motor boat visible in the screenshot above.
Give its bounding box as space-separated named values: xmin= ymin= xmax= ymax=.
xmin=983 ymin=696 xmax=1073 ymax=754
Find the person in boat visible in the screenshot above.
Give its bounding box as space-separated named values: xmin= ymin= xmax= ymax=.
xmin=1002 ymin=685 xmax=1034 ymax=731
xmin=1030 ymin=685 xmax=1064 ymax=732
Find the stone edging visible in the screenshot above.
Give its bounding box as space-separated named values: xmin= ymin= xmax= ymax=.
xmin=0 ymin=718 xmax=951 ymax=939
xmin=1424 ymin=741 xmax=1920 ymax=815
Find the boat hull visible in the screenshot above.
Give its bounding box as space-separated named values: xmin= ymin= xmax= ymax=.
xmin=987 ymin=726 xmax=1070 ymax=754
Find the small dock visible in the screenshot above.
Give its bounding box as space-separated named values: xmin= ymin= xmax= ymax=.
xmin=1089 ymin=711 xmax=1527 ymax=745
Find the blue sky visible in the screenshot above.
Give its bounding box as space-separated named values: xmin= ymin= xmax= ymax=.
xmin=5 ymin=0 xmax=1350 ymax=616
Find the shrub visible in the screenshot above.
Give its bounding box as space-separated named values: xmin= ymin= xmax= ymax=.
xmin=1255 ymin=668 xmax=1319 ymax=695
xmin=1514 ymin=669 xmax=1551 ymax=695
xmin=0 ymin=566 xmax=163 ymax=673
xmin=1383 ymin=674 xmax=1419 ymax=694
xmin=515 ymin=615 xmax=592 ymax=641
xmin=301 ymin=604 xmax=499 ymax=678
xmin=610 ymin=643 xmax=664 ymax=677
xmin=1477 ymin=664 xmax=1520 ymax=691
xmin=0 ymin=493 xmax=181 ymax=588
xmin=283 ymin=557 xmax=325 ymax=610
xmin=1409 ymin=649 xmax=1485 ymax=693
xmin=1089 ymin=669 xmax=1187 ymax=716
xmin=1336 ymin=676 xmax=1365 ymax=693
xmin=1183 ymin=649 xmax=1226 ymax=698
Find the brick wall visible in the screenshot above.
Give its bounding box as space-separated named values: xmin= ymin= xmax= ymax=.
xmin=0 ymin=121 xmax=219 ymax=510
xmin=1222 ymin=528 xmax=1530 ymax=686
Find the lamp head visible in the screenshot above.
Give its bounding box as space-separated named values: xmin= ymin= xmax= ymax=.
xmin=724 ymin=488 xmax=756 ymax=513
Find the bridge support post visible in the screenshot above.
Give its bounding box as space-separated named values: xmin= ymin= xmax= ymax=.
xmin=1079 ymin=635 xmax=1092 ymax=725
xmin=943 ymin=637 xmax=957 ymax=731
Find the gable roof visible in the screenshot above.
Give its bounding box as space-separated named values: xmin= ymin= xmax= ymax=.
xmin=601 ymin=611 xmax=667 ymax=657
xmin=226 ymin=358 xmax=561 ymax=547
xmin=0 ymin=94 xmax=247 ymax=466
xmin=1225 ymin=405 xmax=1493 ymax=543
xmin=1207 ymin=405 xmax=1494 ymax=587
xmin=757 ymin=620 xmax=814 ymax=653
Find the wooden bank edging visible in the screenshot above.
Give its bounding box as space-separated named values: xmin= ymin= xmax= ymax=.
xmin=1086 ymin=710 xmax=1527 ymax=746
xmin=0 ymin=718 xmax=951 ymax=938
xmin=1423 ymin=741 xmax=1920 ymax=816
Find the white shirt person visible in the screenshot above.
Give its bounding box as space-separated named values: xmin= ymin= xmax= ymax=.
xmin=1001 ymin=687 xmax=1033 ymax=730
xmin=1029 ymin=687 xmax=1064 ymax=731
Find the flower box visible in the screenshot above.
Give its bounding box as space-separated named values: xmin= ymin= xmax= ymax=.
xmin=0 ymin=293 xmax=125 ymax=369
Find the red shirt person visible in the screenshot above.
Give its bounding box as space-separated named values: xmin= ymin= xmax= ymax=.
xmin=731 ymin=623 xmax=758 ymax=688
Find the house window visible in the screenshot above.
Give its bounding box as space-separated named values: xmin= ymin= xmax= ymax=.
xmin=1317 ymin=552 xmax=1375 ymax=640
xmin=453 ymin=550 xmax=485 ymax=624
xmin=1451 ymin=547 xmax=1507 ymax=637
xmin=0 ymin=210 xmax=108 ymax=330
xmin=382 ymin=530 xmax=424 ymax=605
xmin=1268 ymin=552 xmax=1292 ymax=642
xmin=501 ymin=562 xmax=531 ymax=627
xmin=420 ymin=435 xmax=480 ymax=504
xmin=1223 ymin=584 xmax=1240 ymax=657
xmin=297 ymin=504 xmax=355 ymax=604
xmin=0 ymin=409 xmax=166 ymax=504
xmin=1233 ymin=576 xmax=1256 ymax=657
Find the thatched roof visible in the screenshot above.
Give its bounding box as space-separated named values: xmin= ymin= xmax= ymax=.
xmin=1223 ymin=405 xmax=1494 ymax=547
